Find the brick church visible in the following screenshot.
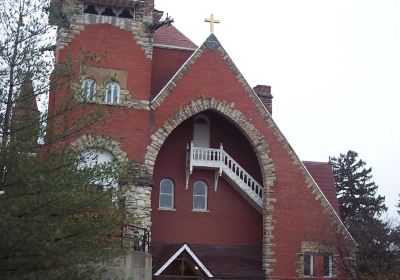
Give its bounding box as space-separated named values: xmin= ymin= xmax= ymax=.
xmin=49 ymin=0 xmax=353 ymax=279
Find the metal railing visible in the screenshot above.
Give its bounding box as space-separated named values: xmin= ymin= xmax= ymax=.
xmin=121 ymin=224 xmax=150 ymax=252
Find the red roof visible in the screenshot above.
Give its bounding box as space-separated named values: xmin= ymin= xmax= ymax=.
xmin=303 ymin=161 xmax=340 ymax=214
xmin=153 ymin=25 xmax=197 ymax=50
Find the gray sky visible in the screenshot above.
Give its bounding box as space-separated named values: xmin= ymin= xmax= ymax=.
xmin=155 ymin=0 xmax=400 ymax=217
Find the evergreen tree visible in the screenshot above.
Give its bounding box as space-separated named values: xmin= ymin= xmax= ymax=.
xmin=331 ymin=151 xmax=395 ymax=276
xmin=0 ymin=0 xmax=133 ymax=279
xmin=331 ymin=150 xmax=386 ymax=223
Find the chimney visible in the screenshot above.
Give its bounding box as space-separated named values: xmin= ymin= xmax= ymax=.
xmin=253 ymin=85 xmax=273 ymax=115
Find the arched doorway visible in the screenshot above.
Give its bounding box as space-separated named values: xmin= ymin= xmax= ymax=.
xmin=193 ymin=114 xmax=210 ymax=148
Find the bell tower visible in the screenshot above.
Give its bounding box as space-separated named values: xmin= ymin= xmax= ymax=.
xmin=50 ymin=0 xmax=155 ymax=58
xmin=49 ymin=0 xmax=156 ymax=102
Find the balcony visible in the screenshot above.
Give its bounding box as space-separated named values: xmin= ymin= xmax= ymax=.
xmin=186 ymin=142 xmax=263 ymax=212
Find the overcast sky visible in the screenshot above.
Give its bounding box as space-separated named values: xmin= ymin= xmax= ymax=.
xmin=155 ymin=0 xmax=400 ymax=217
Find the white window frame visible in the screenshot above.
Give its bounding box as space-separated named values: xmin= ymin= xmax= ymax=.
xmin=159 ymin=179 xmax=174 ymax=210
xmin=106 ymin=82 xmax=120 ymax=104
xmin=193 ymin=181 xmax=207 ymax=211
xmin=323 ymin=253 xmax=333 ymax=278
xmin=303 ymin=253 xmax=313 ymax=277
xmin=82 ymin=78 xmax=96 ymax=101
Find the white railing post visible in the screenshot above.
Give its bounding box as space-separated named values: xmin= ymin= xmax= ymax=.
xmin=190 ymin=141 xmax=194 ymax=174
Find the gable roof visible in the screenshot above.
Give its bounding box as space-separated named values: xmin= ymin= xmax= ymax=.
xmin=153 ymin=243 xmax=213 ymax=277
xmin=152 ymin=243 xmax=264 ymax=279
xmin=149 ymin=33 xmax=353 ymax=243
xmin=153 ymin=25 xmax=197 ymax=50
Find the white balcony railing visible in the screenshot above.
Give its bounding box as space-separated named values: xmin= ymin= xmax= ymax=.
xmin=186 ymin=142 xmax=263 ymax=209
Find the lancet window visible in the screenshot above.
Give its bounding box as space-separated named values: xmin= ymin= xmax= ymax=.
xmin=159 ymin=179 xmax=175 ymax=209
xmin=83 ymin=2 xmax=135 ymax=19
xmin=106 ymin=82 xmax=120 ymax=105
xmin=82 ymin=78 xmax=96 ymax=101
xmin=193 ymin=181 xmax=208 ymax=211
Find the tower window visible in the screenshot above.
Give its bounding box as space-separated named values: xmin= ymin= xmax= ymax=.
xmin=101 ymin=6 xmax=116 ymax=17
xmin=193 ymin=181 xmax=207 ymax=211
xmin=159 ymin=179 xmax=174 ymax=209
xmin=82 ymin=78 xmax=96 ymax=101
xmin=83 ymin=4 xmax=97 ymax=15
xmin=106 ymin=82 xmax=120 ymax=104
xmin=83 ymin=2 xmax=135 ymax=20
xmin=119 ymin=8 xmax=134 ymax=19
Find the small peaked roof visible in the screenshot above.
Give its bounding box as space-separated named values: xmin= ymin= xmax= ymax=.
xmin=152 ymin=243 xmax=263 ymax=278
xmin=153 ymin=243 xmax=213 ymax=277
xmin=303 ymin=161 xmax=340 ymax=214
xmin=154 ymin=25 xmax=197 ymax=50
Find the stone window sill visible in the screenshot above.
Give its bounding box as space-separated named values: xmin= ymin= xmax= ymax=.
xmin=158 ymin=208 xmax=176 ymax=211
xmin=192 ymin=209 xmax=209 ymax=213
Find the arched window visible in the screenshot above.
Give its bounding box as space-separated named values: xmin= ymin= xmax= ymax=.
xmin=82 ymin=78 xmax=96 ymax=101
xmin=159 ymin=179 xmax=174 ymax=209
xmin=78 ymin=149 xmax=117 ymax=189
xmin=193 ymin=114 xmax=210 ymax=148
xmin=101 ymin=6 xmax=116 ymax=17
xmin=193 ymin=181 xmax=207 ymax=211
xmin=106 ymin=82 xmax=120 ymax=104
xmin=119 ymin=8 xmax=135 ymax=19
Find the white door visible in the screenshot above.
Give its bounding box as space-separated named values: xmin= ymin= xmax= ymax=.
xmin=193 ymin=115 xmax=210 ymax=148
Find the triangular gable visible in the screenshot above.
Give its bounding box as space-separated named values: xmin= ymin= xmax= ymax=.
xmin=150 ymin=33 xmax=353 ymax=243
xmin=154 ymin=243 xmax=214 ymax=277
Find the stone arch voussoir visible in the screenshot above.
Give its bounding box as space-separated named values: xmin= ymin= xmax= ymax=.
xmin=70 ymin=134 xmax=129 ymax=163
xmin=145 ymin=97 xmax=275 ymax=185
xmin=70 ymin=134 xmax=152 ymax=229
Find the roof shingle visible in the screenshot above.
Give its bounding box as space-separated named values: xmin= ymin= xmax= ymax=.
xmin=153 ymin=25 xmax=197 ymax=50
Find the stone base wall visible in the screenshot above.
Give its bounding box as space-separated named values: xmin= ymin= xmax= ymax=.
xmin=103 ymin=251 xmax=152 ymax=280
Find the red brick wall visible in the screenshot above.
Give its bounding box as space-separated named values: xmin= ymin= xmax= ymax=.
xmin=49 ymin=24 xmax=345 ymax=277
xmin=49 ymin=24 xmax=153 ymax=160
xmin=149 ymin=48 xmax=341 ymax=277
xmin=151 ymin=111 xmax=263 ymax=246
xmin=56 ymin=24 xmax=152 ymax=101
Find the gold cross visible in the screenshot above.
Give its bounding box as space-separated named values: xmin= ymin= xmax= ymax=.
xmin=205 ymin=14 xmax=220 ymax=33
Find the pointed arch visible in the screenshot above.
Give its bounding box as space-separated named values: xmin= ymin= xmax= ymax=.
xmin=145 ymin=97 xmax=276 ymax=186
xmin=145 ymin=97 xmax=277 ymax=273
